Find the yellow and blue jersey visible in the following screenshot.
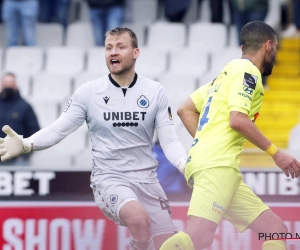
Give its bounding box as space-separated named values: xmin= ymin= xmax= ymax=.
xmin=185 ymin=59 xmax=264 ymax=181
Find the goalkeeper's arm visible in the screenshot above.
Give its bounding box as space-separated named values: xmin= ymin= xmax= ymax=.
xmin=0 ymin=116 xmax=80 ymax=162
xmin=156 ymin=124 xmax=187 ymax=175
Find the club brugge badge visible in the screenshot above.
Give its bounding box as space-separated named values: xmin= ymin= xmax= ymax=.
xmin=137 ymin=95 xmax=149 ymax=108
xmin=110 ymin=194 xmax=118 ymax=204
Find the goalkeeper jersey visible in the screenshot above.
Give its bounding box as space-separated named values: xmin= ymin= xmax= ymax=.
xmin=185 ymin=59 xmax=264 ymax=181
xmin=62 ymin=74 xmax=173 ymax=183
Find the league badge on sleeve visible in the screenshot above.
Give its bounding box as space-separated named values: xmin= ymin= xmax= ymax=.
xmin=243 ymin=73 xmax=258 ymax=90
xmin=168 ymin=106 xmax=173 ymax=120
xmin=63 ymin=99 xmax=72 ymax=112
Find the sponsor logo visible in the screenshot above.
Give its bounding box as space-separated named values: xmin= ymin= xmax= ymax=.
xmin=258 ymin=233 xmax=300 ymax=241
xmin=159 ymin=197 xmax=172 ymax=215
xmin=63 ymin=99 xmax=72 ymax=112
xmin=168 ymin=106 xmax=173 ymax=120
xmin=137 ymin=95 xmax=149 ymax=108
xmin=110 ymin=194 xmax=118 ymax=204
xmin=103 ymin=96 xmax=110 ymax=104
xmin=238 ymin=92 xmax=252 ymax=101
xmin=243 ymin=72 xmax=258 ymax=90
xmin=243 ymin=86 xmax=253 ymax=95
xmin=104 ymin=112 xmax=146 ymax=121
xmin=212 ymin=202 xmax=226 ymax=215
xmin=260 ymin=92 xmax=264 ymax=96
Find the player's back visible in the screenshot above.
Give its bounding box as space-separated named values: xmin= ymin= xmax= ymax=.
xmin=185 ymin=59 xmax=264 ymax=180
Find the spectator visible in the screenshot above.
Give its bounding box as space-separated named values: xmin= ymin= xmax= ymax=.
xmin=281 ymin=0 xmax=300 ymax=37
xmin=0 ymin=73 xmax=40 ymax=166
xmin=230 ymin=0 xmax=269 ymax=44
xmin=86 ymin=0 xmax=125 ymax=46
xmin=39 ymin=0 xmax=71 ymax=30
xmin=2 ymin=0 xmax=39 ymax=46
xmin=198 ymin=0 xmax=232 ymax=24
xmin=164 ymin=0 xmax=192 ymax=22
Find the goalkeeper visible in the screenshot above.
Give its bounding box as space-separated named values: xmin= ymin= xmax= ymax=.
xmin=0 ymin=27 xmax=187 ymax=250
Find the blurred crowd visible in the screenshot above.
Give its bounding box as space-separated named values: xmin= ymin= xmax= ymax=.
xmin=0 ymin=0 xmax=298 ymax=48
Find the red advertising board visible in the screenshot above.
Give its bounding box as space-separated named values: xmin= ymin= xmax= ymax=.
xmin=1 ymin=202 xmax=300 ymax=250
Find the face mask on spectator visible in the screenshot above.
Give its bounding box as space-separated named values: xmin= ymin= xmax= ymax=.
xmin=0 ymin=88 xmax=16 ymax=100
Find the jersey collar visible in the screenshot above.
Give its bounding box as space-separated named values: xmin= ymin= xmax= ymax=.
xmin=109 ymin=73 xmax=138 ymax=88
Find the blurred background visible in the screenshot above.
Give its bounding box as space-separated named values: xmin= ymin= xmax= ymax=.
xmin=0 ymin=0 xmax=298 ymax=170
xmin=0 ymin=0 xmax=300 ymax=249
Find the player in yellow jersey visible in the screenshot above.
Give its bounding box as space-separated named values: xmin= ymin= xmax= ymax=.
xmin=160 ymin=21 xmax=300 ymax=250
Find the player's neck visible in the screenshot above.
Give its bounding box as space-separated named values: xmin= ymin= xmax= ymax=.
xmin=242 ymin=54 xmax=264 ymax=74
xmin=111 ymin=69 xmax=136 ymax=88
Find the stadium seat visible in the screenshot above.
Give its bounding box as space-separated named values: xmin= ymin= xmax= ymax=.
xmin=159 ymin=73 xmax=197 ymax=151
xmin=45 ymin=47 xmax=85 ymax=76
xmin=131 ymin=0 xmax=158 ymax=24
xmin=210 ymin=47 xmax=241 ymax=75
xmin=135 ymin=47 xmax=167 ymax=80
xmin=147 ymin=22 xmax=186 ymax=51
xmin=0 ymin=48 xmax=3 ymax=71
xmin=228 ymin=25 xmax=239 ymax=47
xmin=4 ymin=47 xmax=43 ymax=75
xmin=36 ymin=23 xmax=64 ymax=49
xmin=15 ymin=74 xmax=31 ymax=98
xmin=66 ymin=22 xmax=95 ymax=49
xmin=198 ymin=47 xmax=241 ymax=86
xmin=188 ymin=22 xmax=227 ymax=51
xmin=169 ymin=49 xmax=209 ymax=78
xmin=86 ymin=47 xmax=109 ymax=75
xmin=74 ymin=72 xmax=101 ymax=92
xmin=122 ymin=22 xmax=147 ymax=46
xmin=32 ymin=73 xmax=72 ymax=103
xmin=27 ymin=98 xmax=60 ymax=128
xmin=159 ymin=73 xmax=197 ymax=105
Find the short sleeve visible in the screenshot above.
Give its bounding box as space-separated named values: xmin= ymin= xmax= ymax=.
xmin=155 ymin=87 xmax=173 ymax=128
xmin=61 ymin=83 xmax=89 ymax=125
xmin=190 ymin=83 xmax=209 ymax=113
xmin=228 ymin=69 xmax=259 ymax=115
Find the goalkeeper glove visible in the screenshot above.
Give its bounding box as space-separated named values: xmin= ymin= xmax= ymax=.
xmin=0 ymin=125 xmax=32 ymax=162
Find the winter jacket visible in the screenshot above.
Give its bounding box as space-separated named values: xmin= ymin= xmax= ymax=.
xmin=0 ymin=91 xmax=40 ymax=138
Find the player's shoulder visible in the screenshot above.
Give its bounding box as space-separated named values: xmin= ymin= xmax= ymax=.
xmin=136 ymin=74 xmax=165 ymax=91
xmin=227 ymin=59 xmax=259 ymax=73
xmin=86 ymin=75 xmax=110 ymax=87
xmin=137 ymin=74 xmax=162 ymax=86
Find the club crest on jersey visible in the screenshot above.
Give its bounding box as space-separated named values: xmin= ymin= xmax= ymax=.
xmin=110 ymin=194 xmax=118 ymax=204
xmin=137 ymin=95 xmax=149 ymax=108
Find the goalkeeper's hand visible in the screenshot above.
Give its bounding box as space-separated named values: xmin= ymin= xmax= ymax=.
xmin=0 ymin=125 xmax=32 ymax=162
